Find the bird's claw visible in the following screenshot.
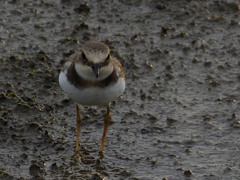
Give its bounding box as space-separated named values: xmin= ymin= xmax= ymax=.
xmin=69 ymin=151 xmax=85 ymax=160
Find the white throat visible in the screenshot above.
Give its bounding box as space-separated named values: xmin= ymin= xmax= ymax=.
xmin=75 ymin=63 xmax=114 ymax=81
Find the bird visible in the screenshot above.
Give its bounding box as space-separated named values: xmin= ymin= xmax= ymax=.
xmin=59 ymin=41 xmax=125 ymax=159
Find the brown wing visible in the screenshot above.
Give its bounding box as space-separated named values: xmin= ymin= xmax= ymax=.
xmin=111 ymin=57 xmax=125 ymax=79
xmin=62 ymin=51 xmax=82 ymax=71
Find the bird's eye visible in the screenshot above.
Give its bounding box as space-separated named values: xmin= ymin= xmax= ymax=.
xmin=82 ymin=52 xmax=88 ymax=64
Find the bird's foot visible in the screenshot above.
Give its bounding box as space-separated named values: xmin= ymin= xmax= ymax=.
xmin=70 ymin=151 xmax=85 ymax=160
xmin=98 ymin=150 xmax=105 ymax=159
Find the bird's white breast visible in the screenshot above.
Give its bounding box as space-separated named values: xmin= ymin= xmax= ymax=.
xmin=59 ymin=71 xmax=125 ymax=106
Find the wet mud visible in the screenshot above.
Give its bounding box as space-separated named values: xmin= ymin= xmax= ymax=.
xmin=0 ymin=0 xmax=240 ymax=179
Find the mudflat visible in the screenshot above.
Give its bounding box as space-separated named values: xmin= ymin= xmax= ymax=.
xmin=0 ymin=0 xmax=240 ymax=179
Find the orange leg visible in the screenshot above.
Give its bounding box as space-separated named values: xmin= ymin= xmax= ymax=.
xmin=99 ymin=105 xmax=111 ymax=157
xmin=72 ymin=104 xmax=83 ymax=159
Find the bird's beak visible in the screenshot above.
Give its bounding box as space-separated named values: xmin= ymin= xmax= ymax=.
xmin=91 ymin=64 xmax=100 ymax=78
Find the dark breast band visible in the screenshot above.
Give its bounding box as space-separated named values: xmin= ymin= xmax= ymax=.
xmin=66 ymin=63 xmax=119 ymax=88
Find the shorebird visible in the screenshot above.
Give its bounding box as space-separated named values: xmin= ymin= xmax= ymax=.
xmin=59 ymin=41 xmax=125 ymax=159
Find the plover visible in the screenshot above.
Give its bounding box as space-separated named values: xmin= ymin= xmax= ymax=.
xmin=59 ymin=41 xmax=125 ymax=159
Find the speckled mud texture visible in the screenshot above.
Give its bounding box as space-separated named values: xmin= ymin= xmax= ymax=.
xmin=0 ymin=0 xmax=240 ymax=179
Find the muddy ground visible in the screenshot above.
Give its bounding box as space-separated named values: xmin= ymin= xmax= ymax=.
xmin=0 ymin=0 xmax=240 ymax=179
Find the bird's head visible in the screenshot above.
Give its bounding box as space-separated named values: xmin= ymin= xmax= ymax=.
xmin=75 ymin=41 xmax=113 ymax=81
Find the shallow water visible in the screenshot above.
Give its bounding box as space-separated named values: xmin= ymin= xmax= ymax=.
xmin=0 ymin=0 xmax=240 ymax=179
